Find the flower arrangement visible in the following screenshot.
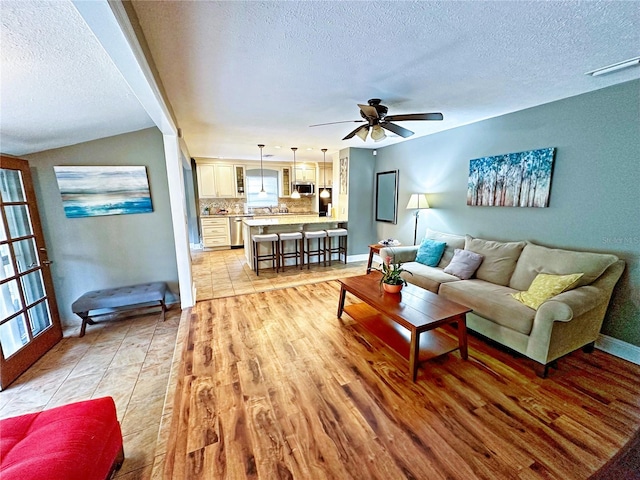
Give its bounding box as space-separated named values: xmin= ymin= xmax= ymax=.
xmin=377 ymin=256 xmax=412 ymax=286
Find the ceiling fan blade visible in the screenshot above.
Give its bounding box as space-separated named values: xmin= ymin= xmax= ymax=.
xmin=381 ymin=122 xmax=414 ymax=138
xmin=309 ymin=120 xmax=365 ymax=127
xmin=343 ymin=124 xmax=368 ymax=141
xmin=384 ymin=112 xmax=444 ymax=122
xmin=358 ymin=103 xmax=379 ymax=119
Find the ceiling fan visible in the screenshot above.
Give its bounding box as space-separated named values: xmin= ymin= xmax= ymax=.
xmin=310 ymin=99 xmax=443 ymax=142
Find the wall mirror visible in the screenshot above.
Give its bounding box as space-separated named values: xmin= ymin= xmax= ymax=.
xmin=375 ymin=170 xmax=399 ymax=224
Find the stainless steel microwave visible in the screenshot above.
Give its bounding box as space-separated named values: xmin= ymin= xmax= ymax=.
xmin=292 ymin=182 xmax=315 ymax=196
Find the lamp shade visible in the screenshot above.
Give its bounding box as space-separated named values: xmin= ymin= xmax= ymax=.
xmin=406 ymin=193 xmax=430 ymax=210
xmin=356 ymin=126 xmax=369 ymax=141
xmin=371 ymin=124 xmax=386 ymax=142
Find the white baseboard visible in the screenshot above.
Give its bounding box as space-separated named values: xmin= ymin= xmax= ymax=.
xmin=348 ymin=254 xmax=369 ymax=263
xmin=596 ymin=334 xmax=640 ymax=365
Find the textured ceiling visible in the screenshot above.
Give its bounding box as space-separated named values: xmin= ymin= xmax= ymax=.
xmin=130 ymin=0 xmax=640 ymax=163
xmin=1 ymin=1 xmax=639 ymax=162
xmin=0 ymin=1 xmax=153 ymax=156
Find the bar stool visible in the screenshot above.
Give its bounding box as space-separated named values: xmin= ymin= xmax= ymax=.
xmin=303 ymin=230 xmax=327 ymax=269
xmin=324 ymin=228 xmax=348 ymax=265
xmin=251 ymin=233 xmax=279 ymax=276
xmin=278 ymin=232 xmax=303 ymax=271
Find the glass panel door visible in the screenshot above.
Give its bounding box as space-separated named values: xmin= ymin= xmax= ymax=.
xmin=0 ymin=155 xmax=62 ymax=389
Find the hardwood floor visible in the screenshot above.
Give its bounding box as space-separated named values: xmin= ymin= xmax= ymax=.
xmin=164 ymin=281 xmax=640 ymax=479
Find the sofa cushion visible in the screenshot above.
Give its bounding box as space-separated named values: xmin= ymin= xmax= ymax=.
xmin=424 ymin=228 xmax=466 ymax=268
xmin=0 ymin=397 xmax=123 ymax=480
xmin=415 ymin=239 xmax=447 ymax=267
xmin=401 ymin=261 xmax=460 ymax=293
xmin=440 ymin=280 xmax=536 ymax=335
xmin=443 ymin=249 xmax=484 ymax=280
xmin=509 ymin=242 xmax=619 ymax=290
xmin=511 ymin=272 xmax=583 ymax=309
xmin=465 ymin=235 xmax=526 ymax=286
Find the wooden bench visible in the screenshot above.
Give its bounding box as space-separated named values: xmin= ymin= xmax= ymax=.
xmin=72 ymin=282 xmax=168 ymax=337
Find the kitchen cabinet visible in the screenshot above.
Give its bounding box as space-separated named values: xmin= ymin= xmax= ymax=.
xmin=281 ymin=167 xmax=291 ymax=196
xmin=201 ymin=217 xmax=230 ymax=248
xmin=317 ymin=165 xmax=333 ymax=187
xmin=234 ymin=165 xmax=246 ymax=197
xmin=197 ymin=164 xmax=236 ymax=198
xmin=294 ymin=165 xmax=316 ymax=183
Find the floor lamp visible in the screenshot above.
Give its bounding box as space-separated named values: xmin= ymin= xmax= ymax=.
xmin=406 ymin=194 xmax=430 ymax=245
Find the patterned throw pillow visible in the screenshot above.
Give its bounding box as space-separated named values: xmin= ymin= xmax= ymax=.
xmin=443 ymin=248 xmax=484 ymax=279
xmin=511 ymin=273 xmax=584 ymax=310
xmin=415 ymin=239 xmax=447 ymax=267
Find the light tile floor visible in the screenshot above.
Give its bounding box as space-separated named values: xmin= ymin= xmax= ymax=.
xmin=0 ymin=307 xmax=184 ymax=479
xmin=0 ymin=248 xmax=370 ymax=479
xmin=192 ymin=246 xmax=368 ymax=301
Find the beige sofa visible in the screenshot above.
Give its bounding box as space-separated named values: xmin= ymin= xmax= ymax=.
xmin=380 ymin=229 xmax=625 ymax=377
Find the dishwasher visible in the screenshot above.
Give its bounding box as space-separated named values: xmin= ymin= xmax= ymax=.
xmin=229 ymin=216 xmax=250 ymax=248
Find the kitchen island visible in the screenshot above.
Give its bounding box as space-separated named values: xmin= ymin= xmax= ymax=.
xmin=243 ymin=216 xmax=347 ymax=270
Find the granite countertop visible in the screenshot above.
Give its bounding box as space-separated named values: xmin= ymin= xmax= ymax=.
xmin=244 ymin=216 xmax=347 ymax=227
xmin=203 ymin=212 xmax=317 ymax=218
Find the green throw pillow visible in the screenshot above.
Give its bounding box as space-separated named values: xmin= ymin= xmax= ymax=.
xmin=416 ymin=239 xmax=447 ymax=267
xmin=511 ymin=272 xmax=583 ymax=310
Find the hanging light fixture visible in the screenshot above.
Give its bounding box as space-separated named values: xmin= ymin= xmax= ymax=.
xmin=356 ymin=126 xmax=369 ymax=141
xmin=371 ymin=124 xmax=386 ymax=142
xmin=258 ymin=144 xmax=267 ymax=196
xmin=290 ymin=147 xmax=300 ymax=199
xmin=320 ymin=148 xmax=330 ymax=198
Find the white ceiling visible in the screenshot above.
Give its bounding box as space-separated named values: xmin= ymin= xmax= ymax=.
xmin=1 ymin=1 xmax=639 ymax=164
xmin=0 ymin=1 xmax=154 ymax=156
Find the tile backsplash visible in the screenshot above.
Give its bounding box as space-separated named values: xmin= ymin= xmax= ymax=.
xmin=200 ymin=197 xmax=313 ymax=215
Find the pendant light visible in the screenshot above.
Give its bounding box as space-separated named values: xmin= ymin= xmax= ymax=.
xmin=291 ymin=147 xmax=300 ymax=199
xmin=258 ymin=144 xmax=267 ymax=196
xmin=320 ymin=148 xmax=330 ymax=198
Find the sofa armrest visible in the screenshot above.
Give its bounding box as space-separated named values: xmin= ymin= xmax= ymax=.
xmin=537 ymin=285 xmax=604 ymax=321
xmin=526 ymin=260 xmax=625 ymax=364
xmin=379 ymin=246 xmax=419 ymax=264
xmin=536 ymin=259 xmax=625 ymax=323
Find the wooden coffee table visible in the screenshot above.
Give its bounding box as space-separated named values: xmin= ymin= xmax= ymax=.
xmin=337 ymin=273 xmax=472 ymax=381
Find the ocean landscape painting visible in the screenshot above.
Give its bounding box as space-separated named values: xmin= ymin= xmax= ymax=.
xmin=467 ymin=147 xmax=555 ymax=207
xmin=54 ymin=166 xmax=153 ymax=218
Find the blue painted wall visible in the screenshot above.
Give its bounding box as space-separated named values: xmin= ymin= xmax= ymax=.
xmin=372 ymin=80 xmax=640 ymax=346
xmin=27 ymin=127 xmax=179 ymax=328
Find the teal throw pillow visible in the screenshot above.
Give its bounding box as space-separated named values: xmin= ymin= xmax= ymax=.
xmin=415 ymin=239 xmax=447 ymax=267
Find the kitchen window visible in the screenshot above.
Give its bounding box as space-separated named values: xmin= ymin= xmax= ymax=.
xmin=246 ymin=169 xmax=279 ymax=207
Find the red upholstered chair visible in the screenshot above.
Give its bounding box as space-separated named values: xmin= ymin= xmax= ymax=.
xmin=0 ymin=396 xmax=124 ymax=480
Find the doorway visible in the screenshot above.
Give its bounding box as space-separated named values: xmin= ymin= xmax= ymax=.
xmin=0 ymin=156 xmax=62 ymax=389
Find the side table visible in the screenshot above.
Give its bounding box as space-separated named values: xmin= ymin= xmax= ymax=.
xmin=366 ymin=243 xmax=401 ymax=274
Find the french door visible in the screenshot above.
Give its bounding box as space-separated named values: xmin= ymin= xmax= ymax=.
xmin=0 ymin=155 xmax=62 ymax=389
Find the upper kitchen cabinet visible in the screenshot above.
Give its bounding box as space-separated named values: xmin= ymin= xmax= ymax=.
xmin=234 ymin=165 xmax=246 ymax=197
xmin=294 ymin=165 xmax=316 ymax=183
xmin=281 ymin=167 xmax=291 ymax=197
xmin=197 ymin=163 xmax=236 ymax=198
xmin=317 ymin=164 xmax=333 ymax=187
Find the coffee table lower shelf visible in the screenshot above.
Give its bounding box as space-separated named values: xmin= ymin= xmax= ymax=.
xmin=343 ymin=303 xmax=460 ymax=369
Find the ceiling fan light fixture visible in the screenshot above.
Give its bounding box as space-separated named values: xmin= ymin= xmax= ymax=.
xmin=355 ymin=126 xmax=369 ymax=141
xmin=371 ymin=124 xmax=386 ymax=142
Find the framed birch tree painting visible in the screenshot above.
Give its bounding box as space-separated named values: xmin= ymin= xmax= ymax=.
xmin=467 ymin=147 xmax=556 ymax=207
